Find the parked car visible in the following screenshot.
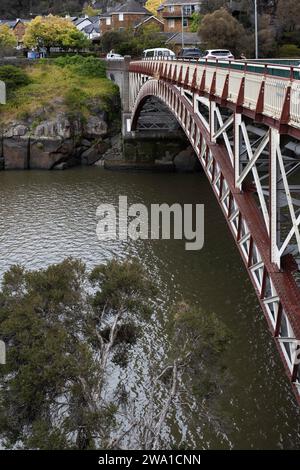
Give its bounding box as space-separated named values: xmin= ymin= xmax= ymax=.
xmin=177 ymin=48 xmax=203 ymax=59
xmin=106 ymin=52 xmax=124 ymax=61
xmin=143 ymin=48 xmax=176 ymax=59
xmin=202 ymin=49 xmax=234 ymax=60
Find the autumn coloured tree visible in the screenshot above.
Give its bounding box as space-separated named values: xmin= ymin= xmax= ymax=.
xmin=23 ymin=15 xmax=90 ymax=53
xmin=0 ymin=24 xmax=17 ymax=49
xmin=145 ymin=0 xmax=161 ymax=16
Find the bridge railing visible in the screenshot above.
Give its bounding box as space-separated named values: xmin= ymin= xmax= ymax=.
xmin=131 ymin=58 xmax=300 ymax=132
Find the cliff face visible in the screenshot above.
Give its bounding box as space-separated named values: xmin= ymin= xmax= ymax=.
xmin=0 ymin=106 xmax=122 ymax=170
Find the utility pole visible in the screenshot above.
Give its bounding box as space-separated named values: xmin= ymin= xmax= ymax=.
xmin=254 ymin=0 xmax=258 ymax=59
xmin=181 ymin=6 xmax=184 ymax=49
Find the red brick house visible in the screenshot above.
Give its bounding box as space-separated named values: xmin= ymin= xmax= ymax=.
xmin=99 ymin=0 xmax=156 ymax=35
xmin=0 ymin=18 xmax=29 ymax=45
xmin=158 ymin=0 xmax=201 ymax=33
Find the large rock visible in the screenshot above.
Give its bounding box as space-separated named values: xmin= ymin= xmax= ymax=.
xmin=3 ymin=124 xmax=29 ymax=138
xmin=30 ymin=138 xmax=74 ymax=169
xmin=3 ymin=138 xmax=29 ymax=169
xmin=84 ymin=116 xmax=108 ymax=138
xmin=173 ymin=147 xmax=201 ymax=172
xmin=34 ymin=116 xmax=75 ymax=139
xmin=81 ymin=140 xmax=110 ymax=165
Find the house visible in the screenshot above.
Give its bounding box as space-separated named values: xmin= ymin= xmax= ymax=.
xmin=165 ymin=31 xmax=201 ymax=53
xmin=0 ymin=18 xmax=30 ymax=45
xmin=134 ymin=15 xmax=164 ymax=32
xmin=157 ymin=0 xmax=201 ymax=33
xmin=99 ymin=0 xmax=153 ymax=35
xmin=82 ymin=21 xmax=101 ymax=40
xmin=71 ymin=15 xmax=101 ymax=41
xmin=73 ymin=16 xmax=93 ymax=32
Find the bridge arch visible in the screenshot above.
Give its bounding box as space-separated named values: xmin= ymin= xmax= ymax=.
xmin=129 ymin=62 xmax=300 ymax=404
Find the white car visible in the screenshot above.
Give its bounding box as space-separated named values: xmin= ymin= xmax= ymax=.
xmin=202 ymin=49 xmax=234 ymax=60
xmin=106 ymin=52 xmax=124 ymax=61
xmin=143 ymin=48 xmax=176 ymax=59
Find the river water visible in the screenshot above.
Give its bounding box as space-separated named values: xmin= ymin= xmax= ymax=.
xmin=0 ymin=167 xmax=299 ymax=449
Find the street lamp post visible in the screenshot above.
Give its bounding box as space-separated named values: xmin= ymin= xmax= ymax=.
xmin=254 ymin=0 xmax=258 ymax=59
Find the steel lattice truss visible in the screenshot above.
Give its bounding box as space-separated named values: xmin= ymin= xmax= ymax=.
xmin=128 ymin=59 xmax=300 ymax=404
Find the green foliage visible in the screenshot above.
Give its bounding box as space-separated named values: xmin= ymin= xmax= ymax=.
xmin=0 ymin=65 xmax=31 ymax=95
xmin=0 ymin=24 xmax=17 ymax=48
xmin=199 ymin=7 xmax=248 ymax=56
xmin=168 ymin=301 xmax=230 ymax=399
xmin=100 ymin=25 xmax=165 ymax=57
xmin=89 ymin=258 xmax=156 ymax=316
xmin=23 ymin=15 xmax=91 ymax=52
xmin=54 ymin=55 xmax=106 ymax=78
xmin=0 ymin=258 xmax=156 ymax=449
xmin=64 ymin=87 xmax=89 ymax=113
xmin=278 ymin=43 xmax=300 ymax=57
xmin=83 ymin=4 xmax=101 ymax=16
xmin=0 ymin=60 xmax=116 ymax=124
xmin=189 ymin=12 xmax=203 ymax=33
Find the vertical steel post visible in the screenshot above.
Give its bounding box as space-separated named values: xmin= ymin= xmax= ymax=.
xmin=270 ymin=127 xmax=280 ymax=268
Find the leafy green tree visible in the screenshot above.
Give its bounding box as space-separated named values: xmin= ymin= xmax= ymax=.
xmin=0 ymin=258 xmax=230 ymax=449
xmin=24 ymin=15 xmax=90 ymax=54
xmin=189 ymin=12 xmax=203 ymax=33
xmin=0 ymin=258 xmax=155 ymax=449
xmin=0 ymin=24 xmax=17 ymax=49
xmin=276 ymin=0 xmax=300 ymax=33
xmin=61 ymin=28 xmax=91 ymax=51
xmin=0 ymin=0 xmax=86 ymax=18
xmin=100 ymin=25 xmax=165 ymax=57
xmin=279 ymin=43 xmax=300 ymax=57
xmin=83 ymin=4 xmax=101 ymax=16
xmin=199 ymin=7 xmax=249 ymax=56
xmin=0 ymin=66 xmax=31 ymax=96
xmin=131 ymin=301 xmax=230 ymax=449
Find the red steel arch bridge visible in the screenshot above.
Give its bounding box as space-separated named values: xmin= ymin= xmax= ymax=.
xmin=124 ymin=57 xmax=300 ymax=404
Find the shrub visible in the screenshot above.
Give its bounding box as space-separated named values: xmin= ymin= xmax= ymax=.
xmin=0 ymin=65 xmax=31 ymax=94
xmin=278 ymin=44 xmax=300 ymax=58
xmin=53 ymin=55 xmax=106 ymax=78
xmin=64 ymin=87 xmax=89 ymax=113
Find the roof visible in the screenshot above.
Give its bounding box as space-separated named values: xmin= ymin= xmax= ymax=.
xmin=134 ymin=15 xmax=164 ymax=28
xmin=166 ymin=32 xmax=201 ymax=45
xmin=0 ymin=18 xmax=30 ymax=28
xmin=112 ymin=0 xmax=152 ymax=15
xmin=83 ymin=23 xmax=100 ymax=34
xmin=74 ymin=17 xmax=92 ymax=26
xmin=89 ymin=15 xmax=101 ymax=23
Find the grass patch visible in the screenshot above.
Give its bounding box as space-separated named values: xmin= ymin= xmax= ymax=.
xmin=0 ymin=65 xmax=31 ymax=95
xmin=53 ymin=55 xmax=107 ymax=78
xmin=0 ymin=60 xmax=119 ymax=124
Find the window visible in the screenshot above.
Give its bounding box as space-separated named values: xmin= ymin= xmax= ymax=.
xmin=119 ymin=13 xmax=124 ymax=21
xmin=119 ymin=27 xmax=124 ymax=32
xmin=183 ymin=18 xmax=188 ymax=27
xmin=106 ymin=17 xmax=111 ymax=25
xmin=168 ymin=19 xmax=175 ymax=28
xmin=169 ymin=5 xmax=174 ymax=12
xmin=183 ymin=5 xmax=194 ymax=15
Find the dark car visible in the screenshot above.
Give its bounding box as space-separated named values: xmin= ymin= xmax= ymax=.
xmin=177 ymin=48 xmax=203 ymax=60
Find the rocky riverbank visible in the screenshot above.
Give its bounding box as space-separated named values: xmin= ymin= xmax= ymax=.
xmin=0 ymin=107 xmax=123 ymax=170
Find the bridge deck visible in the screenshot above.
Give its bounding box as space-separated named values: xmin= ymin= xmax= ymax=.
xmin=130 ymin=58 xmax=300 ymax=136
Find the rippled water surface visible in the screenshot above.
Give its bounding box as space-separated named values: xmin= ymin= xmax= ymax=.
xmin=0 ymin=167 xmax=299 ymax=449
